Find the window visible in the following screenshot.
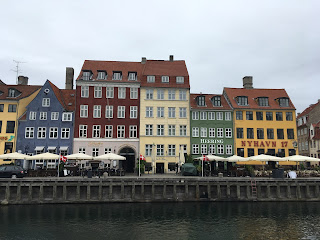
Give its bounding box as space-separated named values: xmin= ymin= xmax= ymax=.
xmin=146 ymin=89 xmax=153 ymax=99
xmin=8 ymin=104 xmax=17 ymax=112
xmin=128 ymin=72 xmax=137 ymax=81
xmin=200 ymin=127 xmax=207 ymax=137
xmin=61 ymin=128 xmax=70 ymax=139
xmin=217 ymin=144 xmax=224 ymax=154
xmin=130 ymin=88 xmax=138 ymax=99
xmin=267 ymin=129 xmax=274 ymax=139
xmin=157 ymin=145 xmax=164 ymax=156
xmin=236 ymin=111 xmax=243 ymax=120
xmin=286 ymin=112 xmax=293 ymax=121
xmin=217 ymin=128 xmax=223 ymax=138
xmin=146 ymin=125 xmax=153 ymax=136
xmin=287 ymin=129 xmax=294 ymax=139
xmin=279 ymin=98 xmax=289 ymax=107
xmin=117 ymin=106 xmax=125 ymax=118
xmin=237 ymin=148 xmax=244 ymax=157
xmin=225 ymin=112 xmax=231 ymax=121
xmin=51 ymin=112 xmax=59 ymax=120
xmin=29 ymin=111 xmax=36 ymax=120
xmin=157 ymin=107 xmax=164 ymax=118
xmin=168 ymin=90 xmax=175 ymax=100
xmin=145 ymin=144 xmax=153 ymax=156
xmin=81 ymin=86 xmax=89 ymax=98
xmin=147 ymin=76 xmax=155 ymax=83
xmin=168 ymin=107 xmax=175 ymax=118
xmin=106 ymin=87 xmax=114 ymax=98
xmin=277 ymin=129 xmax=284 ymax=139
xmin=256 ymin=112 xmax=263 ymax=120
xmin=247 ymin=128 xmax=254 ymax=139
xmin=213 ymin=96 xmax=221 ymax=106
xmin=180 ymin=125 xmax=187 ymax=136
xmin=105 ymin=125 xmax=113 ymax=138
xmin=276 ymin=112 xmax=283 ymax=121
xmin=266 ymin=112 xmax=273 ymax=121
xmin=92 ymin=148 xmax=99 ymax=157
xmin=105 ymin=148 xmax=112 ymax=154
xmin=225 ymin=128 xmax=232 ymax=138
xmin=168 ymin=125 xmax=176 ymax=136
xmin=113 ymin=71 xmax=122 ymax=80
xmin=105 ymin=105 xmax=113 ymax=119
xmin=25 ymin=127 xmax=34 ymax=138
xmin=92 ymin=125 xmax=101 ymax=138
xmin=258 ymin=97 xmax=269 ymax=106
xmin=8 ymin=88 xmax=21 ymax=98
xmin=130 ymin=106 xmax=138 ymax=119
xmin=146 ymin=107 xmax=153 ymax=117
xmin=97 ymin=71 xmax=106 ymax=80
xmin=117 ymin=125 xmax=125 ymax=138
xmin=176 ymin=76 xmax=184 ymax=83
xmin=197 ymin=96 xmax=205 ymax=106
xmin=208 ymin=112 xmax=215 ymax=120
xmin=192 ymin=144 xmax=199 ymax=154
xmin=201 ymin=144 xmax=207 ymax=154
xmin=192 ymin=127 xmax=199 ymax=137
xmin=161 ymin=76 xmax=169 ymax=83
xmin=0 ymin=104 xmax=3 ymax=112
xmin=93 ymin=105 xmax=101 ymax=118
xmin=42 ymin=98 xmax=50 ymax=107
xmin=246 ymin=111 xmax=253 ymax=120
xmin=157 ymin=125 xmax=164 ymax=136
xmin=208 ymin=144 xmax=215 ymax=154
xmin=129 ymin=125 xmax=137 ymax=138
xmin=82 ymin=71 xmax=91 ymax=80
xmin=94 ymin=86 xmax=102 ymax=98
xmin=80 ymin=105 xmax=88 ymax=118
xmin=157 ymin=89 xmax=164 ymax=100
xmin=258 ymin=149 xmax=265 ymax=155
xmin=179 ymin=90 xmax=186 ymax=100
xmin=200 ymin=112 xmax=207 ymax=120
xmin=217 ymin=112 xmax=223 ymax=120
xmin=226 ymin=145 xmax=232 ymax=155
xmin=237 ymin=128 xmax=243 ymax=138
xmin=49 ymin=127 xmax=58 ymax=139
xmin=118 ymin=87 xmax=126 ymax=99
xmin=209 ymin=128 xmax=215 ymax=138
xmin=237 ymin=96 xmax=248 ymax=106
xmin=39 ymin=112 xmax=47 ymax=120
xmin=37 ymin=127 xmax=46 ymax=139
xmin=248 ymin=148 xmax=255 ymax=157
xmin=192 ymin=111 xmax=199 ymax=120
xmin=168 ymin=145 xmax=176 ymax=156
xmin=62 ymin=113 xmax=72 ymax=121
xmin=79 ymin=125 xmax=87 ymax=138
xmin=179 ymin=107 xmax=187 ymax=118
xmin=257 ymin=128 xmax=264 ymax=139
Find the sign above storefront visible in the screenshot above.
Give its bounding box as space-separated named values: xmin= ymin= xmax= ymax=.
xmin=0 ymin=136 xmax=14 ymax=142
xmin=200 ymin=139 xmax=224 ymax=144
xmin=241 ymin=140 xmax=289 ymax=148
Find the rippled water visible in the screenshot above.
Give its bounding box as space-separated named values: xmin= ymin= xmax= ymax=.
xmin=1 ymin=202 xmax=320 ymax=240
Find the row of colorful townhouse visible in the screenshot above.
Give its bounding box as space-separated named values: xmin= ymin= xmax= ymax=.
xmin=0 ymin=56 xmax=298 ymax=173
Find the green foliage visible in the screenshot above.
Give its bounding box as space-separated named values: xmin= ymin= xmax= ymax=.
xmin=185 ymin=154 xmax=193 ymax=163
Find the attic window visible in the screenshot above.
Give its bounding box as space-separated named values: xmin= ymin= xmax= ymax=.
xmin=237 ymin=96 xmax=248 ymax=106
xmin=82 ymin=71 xmax=92 ymax=81
xmin=147 ymin=76 xmax=155 ymax=83
xmin=279 ymin=97 xmax=289 ymax=107
xmin=161 ymin=76 xmax=169 ymax=83
xmin=97 ymin=71 xmax=107 ymax=80
xmin=128 ymin=72 xmax=137 ymax=81
xmin=258 ymin=97 xmax=269 ymax=106
xmin=197 ymin=96 xmax=205 ymax=106
xmin=8 ymin=88 xmax=21 ymax=98
xmin=0 ymin=91 xmax=3 ymax=96
xmin=212 ymin=96 xmax=221 ymax=106
xmin=112 ymin=71 xmax=122 ymax=80
xmin=176 ymin=76 xmax=184 ymax=84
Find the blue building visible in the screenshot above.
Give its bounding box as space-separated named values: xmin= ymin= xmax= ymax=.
xmin=16 ymin=80 xmax=75 ymax=169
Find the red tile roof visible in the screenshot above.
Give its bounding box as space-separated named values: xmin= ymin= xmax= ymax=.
xmin=190 ymin=93 xmax=232 ymax=110
xmin=0 ymin=84 xmax=41 ymax=100
xmin=49 ymin=81 xmax=75 ymax=111
xmin=223 ymin=87 xmax=295 ymax=110
xmin=297 ymin=101 xmax=320 ymax=118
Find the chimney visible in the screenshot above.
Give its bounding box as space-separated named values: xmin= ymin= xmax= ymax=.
xmin=169 ymin=55 xmax=174 ymax=62
xmin=18 ymin=76 xmax=28 ymax=85
xmin=141 ymin=57 xmax=146 ymax=64
xmin=243 ymin=76 xmax=253 ymax=89
xmin=65 ymin=67 xmax=74 ymax=90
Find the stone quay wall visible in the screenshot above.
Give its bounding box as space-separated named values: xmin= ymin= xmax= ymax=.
xmin=1 ymin=178 xmax=320 ymax=205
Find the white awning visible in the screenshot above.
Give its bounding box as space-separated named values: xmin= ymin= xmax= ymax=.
xmin=35 ymin=146 xmax=44 ymax=151
xmin=60 ymin=146 xmax=69 ymax=151
xmin=47 ymin=146 xmax=57 ymax=150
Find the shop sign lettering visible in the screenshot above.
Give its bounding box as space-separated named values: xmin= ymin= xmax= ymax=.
xmin=200 ymin=139 xmax=224 ymax=144
xmin=241 ymin=141 xmax=288 ymax=148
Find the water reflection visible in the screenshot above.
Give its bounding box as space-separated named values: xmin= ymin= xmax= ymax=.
xmin=1 ymin=202 xmax=320 ymax=240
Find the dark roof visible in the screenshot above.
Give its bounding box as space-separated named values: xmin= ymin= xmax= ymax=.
xmin=0 ymin=84 xmax=41 ymax=100
xmin=223 ymin=87 xmax=295 ymax=110
xmin=49 ymin=81 xmax=75 ymax=111
xmin=297 ymin=101 xmax=320 ymax=119
xmin=190 ymin=93 xmax=232 ymax=110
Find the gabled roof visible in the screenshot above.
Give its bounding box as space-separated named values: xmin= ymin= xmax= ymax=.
xmin=223 ymin=87 xmax=295 ymax=110
xmin=48 ymin=81 xmax=75 ymax=111
xmin=190 ymin=93 xmax=232 ymax=110
xmin=297 ymin=101 xmax=320 ymax=119
xmin=0 ymin=84 xmax=41 ymax=100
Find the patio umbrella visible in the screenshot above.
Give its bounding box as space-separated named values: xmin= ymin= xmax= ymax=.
xmin=93 ymin=153 xmax=125 ymax=160
xmin=226 ymin=155 xmax=247 ymax=162
xmin=195 ymin=155 xmax=226 ymax=161
xmin=284 ymin=155 xmax=319 ymax=162
xmin=246 ymin=154 xmax=285 ymax=162
xmin=26 ymin=152 xmax=60 ymax=160
xmin=65 ymin=153 xmax=93 ymax=160
xmin=0 ymin=152 xmax=28 ymax=160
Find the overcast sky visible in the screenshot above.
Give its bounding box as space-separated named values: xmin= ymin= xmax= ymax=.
xmin=1 ymin=0 xmax=319 ymax=113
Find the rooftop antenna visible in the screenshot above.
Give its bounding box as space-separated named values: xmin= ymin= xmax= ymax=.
xmin=11 ymin=60 xmax=26 ymax=84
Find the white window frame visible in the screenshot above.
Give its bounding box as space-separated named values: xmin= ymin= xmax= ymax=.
xmin=146 ymin=107 xmax=153 ymax=118
xmin=146 ymin=124 xmax=153 ymax=136
xmin=79 ymin=125 xmax=87 ymax=138
xmin=105 ymin=105 xmax=113 ymax=119
xmin=208 ymin=112 xmax=215 ymax=120
xmin=40 ymin=112 xmax=47 ymax=120
xmin=93 ymin=105 xmax=101 ymax=118
xmin=192 ymin=144 xmax=199 ymax=154
xmin=81 ymin=86 xmax=89 ymax=98
xmin=25 ymin=127 xmax=34 ymax=138
xmin=192 ymin=111 xmax=199 ymax=120
xmin=92 ymin=125 xmax=101 ymax=138
xmin=94 ymin=86 xmax=102 ymax=98
xmin=42 ymin=98 xmax=50 ymax=107
xmin=176 ymin=76 xmax=184 ymax=84
xmin=117 ymin=106 xmax=125 ymax=118
xmin=192 ymin=127 xmax=199 ymax=137
xmin=147 ymin=76 xmax=155 ymax=83
xmin=145 ymin=144 xmax=153 ymax=156
xmin=217 ymin=112 xmax=223 ymax=120
xmin=179 ymin=107 xmax=187 ymax=118
xmin=37 ymin=127 xmax=46 ymax=139
xmin=62 ymin=113 xmax=72 ymax=121
xmin=201 ymin=144 xmax=207 ymax=154
xmin=130 ymin=106 xmax=138 ymax=119
xmin=130 ymin=88 xmax=138 ymax=99
xmin=118 ymin=87 xmax=126 ymax=99
xmin=168 ymin=107 xmax=175 ymax=118
xmin=129 ymin=125 xmax=137 ymax=138
xmin=168 ymin=125 xmax=176 ymax=136
xmin=179 ymin=90 xmax=186 ymax=100
xmin=117 ymin=125 xmax=125 ymax=138
xmin=157 ymin=125 xmax=164 ymax=136
xmin=209 ymin=128 xmax=215 ymax=138
xmin=106 ymin=87 xmax=114 ymax=98
xmin=217 ymin=144 xmax=224 ymax=154
xmin=209 ymin=144 xmax=215 ymax=154
xmin=157 ymin=89 xmax=164 ymax=100
xmin=168 ymin=90 xmax=176 ymax=100
xmin=200 ymin=112 xmax=207 ymax=120
xmin=161 ymin=76 xmax=169 ymax=83
xmin=225 ymin=128 xmax=232 ymax=138
xmin=168 ymin=144 xmax=176 ymax=156
xmin=201 ymin=127 xmax=207 ymax=137
xmin=217 ymin=128 xmax=223 ymax=138
xmin=80 ymin=105 xmax=88 ymax=118
xmin=29 ymin=111 xmax=36 ymax=120
xmin=225 ymin=112 xmax=232 ymax=121
xmin=49 ymin=127 xmax=58 ymax=139
xmin=105 ymin=125 xmax=113 ymax=138
xmin=51 ymin=112 xmax=59 ymax=120
xmin=180 ymin=125 xmax=187 ymax=136
xmin=61 ymin=128 xmax=70 ymax=139
xmin=156 ymin=144 xmax=164 ymax=156
xmin=146 ymin=89 xmax=153 ymax=100
xmin=157 ymin=107 xmax=164 ymax=118
xmin=226 ymin=145 xmax=233 ymax=155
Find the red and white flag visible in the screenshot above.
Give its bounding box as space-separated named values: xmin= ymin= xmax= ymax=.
xmin=139 ymin=154 xmax=146 ymax=161
xmin=60 ymin=155 xmax=67 ymax=163
xmin=202 ymin=155 xmax=209 ymax=161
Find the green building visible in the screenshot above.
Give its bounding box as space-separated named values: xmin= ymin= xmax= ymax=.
xmin=190 ymin=94 xmax=234 ymax=159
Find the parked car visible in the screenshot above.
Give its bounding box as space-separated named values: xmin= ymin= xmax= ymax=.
xmin=0 ymin=165 xmax=26 ymax=178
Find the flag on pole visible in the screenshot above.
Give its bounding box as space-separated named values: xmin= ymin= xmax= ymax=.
xmin=139 ymin=154 xmax=146 ymax=161
xmin=60 ymin=155 xmax=67 ymax=163
xmin=202 ymin=155 xmax=209 ymax=161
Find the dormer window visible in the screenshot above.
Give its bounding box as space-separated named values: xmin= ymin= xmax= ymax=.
xmin=112 ymin=71 xmax=122 ymax=80
xmin=237 ymin=96 xmax=248 ymax=106
xmin=279 ymin=97 xmax=289 ymax=107
xmin=161 ymin=76 xmax=169 ymax=83
xmin=128 ymin=72 xmax=137 ymax=81
xmin=147 ymin=76 xmax=155 ymax=82
xmin=212 ymin=96 xmax=221 ymax=106
xmin=258 ymin=97 xmax=269 ymax=106
xmin=176 ymin=76 xmax=184 ymax=84
xmin=197 ymin=96 xmax=205 ymax=106
xmin=0 ymin=91 xmax=3 ymax=96
xmin=82 ymin=71 xmax=92 ymax=81
xmin=97 ymin=71 xmax=107 ymax=80
xmin=8 ymin=88 xmax=21 ymax=98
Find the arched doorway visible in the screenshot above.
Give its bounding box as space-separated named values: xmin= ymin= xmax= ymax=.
xmin=119 ymin=147 xmax=136 ymax=173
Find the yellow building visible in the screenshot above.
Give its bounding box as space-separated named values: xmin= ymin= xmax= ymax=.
xmin=139 ymin=56 xmax=190 ymax=173
xmin=0 ymin=78 xmax=40 ymax=164
xmin=224 ymin=77 xmax=298 ymax=160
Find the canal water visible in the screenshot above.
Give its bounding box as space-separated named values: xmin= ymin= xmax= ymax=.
xmin=1 ymin=202 xmax=320 ymax=240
